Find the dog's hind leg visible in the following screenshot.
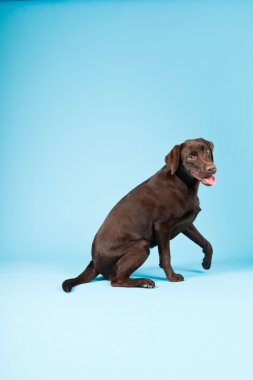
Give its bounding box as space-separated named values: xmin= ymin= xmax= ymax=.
xmin=62 ymin=261 xmax=98 ymax=293
xmin=110 ymin=240 xmax=155 ymax=288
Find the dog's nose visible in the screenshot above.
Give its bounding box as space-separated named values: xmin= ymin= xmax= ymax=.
xmin=207 ymin=165 xmax=216 ymax=174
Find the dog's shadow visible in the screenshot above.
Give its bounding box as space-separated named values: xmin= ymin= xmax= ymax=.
xmin=132 ymin=257 xmax=253 ymax=281
xmin=82 ymin=256 xmax=253 ymax=285
xmin=132 ymin=266 xmax=204 ymax=281
xmin=94 ymin=258 xmax=253 ymax=283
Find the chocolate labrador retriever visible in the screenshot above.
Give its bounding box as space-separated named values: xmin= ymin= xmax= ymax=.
xmin=62 ymin=138 xmax=216 ymax=292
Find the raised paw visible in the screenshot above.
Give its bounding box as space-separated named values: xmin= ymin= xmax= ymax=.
xmin=202 ymin=257 xmax=212 ymax=270
xmin=62 ymin=280 xmax=72 ymax=293
xmin=168 ymin=273 xmax=184 ymax=282
xmin=202 ymin=242 xmax=213 ymax=270
xmin=139 ymin=278 xmax=156 ymax=288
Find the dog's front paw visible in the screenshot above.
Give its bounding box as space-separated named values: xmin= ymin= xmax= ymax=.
xmin=168 ymin=273 xmax=184 ymax=282
xmin=62 ymin=280 xmax=72 ymax=293
xmin=202 ymin=257 xmax=212 ymax=270
xmin=202 ymin=242 xmax=213 ymax=270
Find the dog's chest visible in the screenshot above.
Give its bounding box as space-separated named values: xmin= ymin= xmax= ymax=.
xmin=155 ymin=193 xmax=201 ymax=228
xmin=188 ymin=195 xmax=201 ymax=214
xmin=168 ymin=190 xmax=201 ymax=217
xmin=180 ymin=207 xmax=200 ymax=225
xmin=182 ymin=195 xmax=201 ymax=218
xmin=166 ymin=201 xmax=200 ymax=239
xmin=169 ymin=197 xmax=201 ymax=236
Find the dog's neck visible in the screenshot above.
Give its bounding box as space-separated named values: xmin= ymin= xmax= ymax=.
xmin=175 ymin=164 xmax=200 ymax=193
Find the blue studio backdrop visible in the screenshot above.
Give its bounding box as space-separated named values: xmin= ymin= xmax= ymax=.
xmin=1 ymin=1 xmax=253 ymax=380
xmin=1 ymin=0 xmax=253 ymax=264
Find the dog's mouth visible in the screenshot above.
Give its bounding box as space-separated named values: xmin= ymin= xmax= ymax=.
xmin=189 ymin=172 xmax=216 ymax=186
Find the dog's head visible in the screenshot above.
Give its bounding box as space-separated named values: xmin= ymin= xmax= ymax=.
xmin=165 ymin=138 xmax=216 ymax=186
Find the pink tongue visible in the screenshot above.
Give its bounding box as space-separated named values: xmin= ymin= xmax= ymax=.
xmin=202 ymin=175 xmax=216 ymax=186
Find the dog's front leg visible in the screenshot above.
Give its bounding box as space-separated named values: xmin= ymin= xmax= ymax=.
xmin=182 ymin=223 xmax=213 ymax=269
xmin=154 ymin=220 xmax=184 ymax=282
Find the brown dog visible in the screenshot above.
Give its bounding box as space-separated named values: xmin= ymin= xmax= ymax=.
xmin=62 ymin=138 xmax=216 ymax=291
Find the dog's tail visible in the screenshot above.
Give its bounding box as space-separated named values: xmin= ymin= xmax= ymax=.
xmin=62 ymin=260 xmax=98 ymax=293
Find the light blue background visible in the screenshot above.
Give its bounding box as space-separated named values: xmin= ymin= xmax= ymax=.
xmin=1 ymin=1 xmax=253 ymax=380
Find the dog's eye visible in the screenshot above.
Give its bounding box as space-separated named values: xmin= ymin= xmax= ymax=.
xmin=187 ymin=154 xmax=197 ymax=160
xmin=206 ymin=149 xmax=210 ymax=154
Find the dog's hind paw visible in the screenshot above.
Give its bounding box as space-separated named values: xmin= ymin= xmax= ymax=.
xmin=140 ymin=279 xmax=155 ymax=288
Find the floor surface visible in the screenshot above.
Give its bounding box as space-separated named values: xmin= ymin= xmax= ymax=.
xmin=1 ymin=256 xmax=252 ymax=380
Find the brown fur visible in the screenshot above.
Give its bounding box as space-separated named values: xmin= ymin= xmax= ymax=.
xmin=62 ymin=138 xmax=216 ymax=291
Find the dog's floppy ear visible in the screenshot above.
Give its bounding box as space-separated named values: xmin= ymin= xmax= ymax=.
xmin=165 ymin=144 xmax=182 ymax=175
